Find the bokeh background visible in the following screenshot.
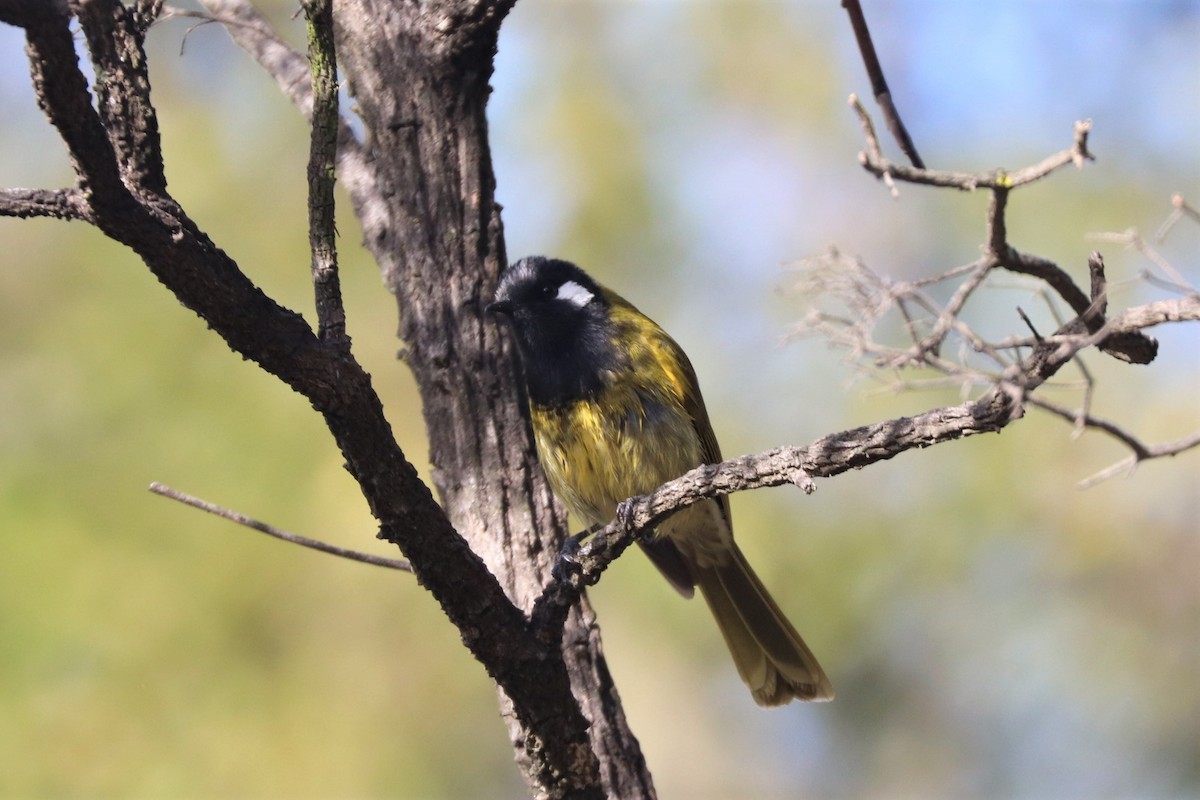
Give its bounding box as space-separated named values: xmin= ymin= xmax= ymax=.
xmin=2 ymin=1 xmax=1197 ymax=797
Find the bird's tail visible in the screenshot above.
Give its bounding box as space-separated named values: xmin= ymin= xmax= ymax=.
xmin=694 ymin=543 xmax=834 ymax=706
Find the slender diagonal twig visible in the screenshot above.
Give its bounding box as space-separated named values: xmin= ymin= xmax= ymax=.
xmin=1025 ymin=396 xmax=1148 ymax=456
xmin=841 ymin=0 xmax=924 ymax=168
xmin=1153 ymin=193 xmax=1199 ymax=242
xmin=1073 ymin=430 xmax=1200 ymax=490
xmin=149 ymin=482 xmax=413 ymax=571
xmin=1088 ymin=226 xmax=1195 ymax=295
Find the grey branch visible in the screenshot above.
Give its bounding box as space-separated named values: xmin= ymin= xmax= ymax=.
xmin=534 ymin=397 xmax=1013 ymax=631
xmin=846 ymin=115 xmax=1157 ymax=368
xmin=1025 ymin=398 xmax=1200 ymax=488
xmin=854 ymin=102 xmax=1093 ymax=193
xmin=842 ymin=0 xmax=924 ymax=169
xmin=149 ymin=482 xmax=413 ymax=571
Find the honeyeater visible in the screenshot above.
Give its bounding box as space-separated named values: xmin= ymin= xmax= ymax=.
xmin=488 ymin=256 xmax=833 ymax=706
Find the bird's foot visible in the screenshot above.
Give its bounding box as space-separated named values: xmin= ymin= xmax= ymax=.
xmin=551 ymin=527 xmax=594 ymax=584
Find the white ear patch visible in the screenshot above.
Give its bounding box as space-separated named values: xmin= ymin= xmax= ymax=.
xmin=556 ymin=280 xmax=594 ymax=308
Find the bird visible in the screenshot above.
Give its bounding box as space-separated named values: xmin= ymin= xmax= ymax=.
xmin=487 ymin=255 xmax=833 ymax=706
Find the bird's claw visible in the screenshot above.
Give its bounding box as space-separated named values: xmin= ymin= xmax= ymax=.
xmin=616 ymin=497 xmax=636 ymax=530
xmin=617 ymin=497 xmax=650 ymax=542
xmin=552 ymin=530 xmax=588 ymax=584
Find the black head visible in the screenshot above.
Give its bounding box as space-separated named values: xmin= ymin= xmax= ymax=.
xmin=488 ymin=256 xmax=623 ymax=405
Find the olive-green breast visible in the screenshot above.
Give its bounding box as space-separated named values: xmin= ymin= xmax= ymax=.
xmin=529 ymin=291 xmax=718 ymax=528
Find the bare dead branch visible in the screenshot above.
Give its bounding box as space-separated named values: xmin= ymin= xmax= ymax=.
xmin=1002 ymin=249 xmax=1095 ymax=317
xmin=1104 ymin=295 xmax=1200 ymax=330
xmin=985 ymin=187 xmax=1009 ymax=258
xmin=1006 ymin=119 xmax=1094 ymax=183
xmin=0 ymin=187 xmax=93 ymax=222
xmin=853 ymin=111 xmax=1159 ymax=369
xmin=1153 ymin=193 xmax=1200 ymax=242
xmin=19 ymin=5 xmax=129 ymax=202
xmin=195 ymin=1 xmax=314 ymax=112
xmin=1074 ymin=430 xmax=1200 ymax=489
xmin=1025 ymin=396 xmax=1149 ymax=456
xmin=784 ymin=186 xmax=1198 ymax=507
xmin=73 ymin=0 xmax=168 ymax=194
xmin=857 ymin=114 xmax=1092 ymax=193
xmin=534 ymin=386 xmax=1033 ymax=628
xmin=1089 ymin=225 xmax=1195 ymax=294
xmin=841 ymin=0 xmax=924 ymax=168
xmin=849 ymin=115 xmax=1161 ymax=368
xmin=896 ymin=258 xmax=994 ymax=365
xmin=149 ymin=482 xmax=413 ymax=571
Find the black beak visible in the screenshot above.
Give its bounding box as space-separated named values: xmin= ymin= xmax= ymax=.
xmin=486 ymin=299 xmax=512 ymax=316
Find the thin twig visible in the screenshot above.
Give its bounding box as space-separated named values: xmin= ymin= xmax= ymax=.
xmin=1002 ymin=118 xmax=1094 ymax=186
xmin=1175 ymin=193 xmax=1200 ymax=223
xmin=1074 ymin=431 xmax=1200 ymax=490
xmin=1025 ymin=396 xmax=1148 ymax=457
xmin=149 ymin=482 xmax=412 ymax=571
xmin=1087 ymin=227 xmax=1195 ymax=295
xmin=850 ymin=94 xmax=897 ymax=196
xmin=855 ymin=116 xmax=1092 ymax=194
xmin=841 ymin=0 xmax=924 ymax=168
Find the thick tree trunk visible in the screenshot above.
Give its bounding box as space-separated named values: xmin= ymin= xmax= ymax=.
xmin=332 ymin=1 xmax=655 ymax=796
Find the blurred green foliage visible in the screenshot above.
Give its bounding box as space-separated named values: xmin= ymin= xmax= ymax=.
xmin=2 ymin=1 xmax=1197 ymax=798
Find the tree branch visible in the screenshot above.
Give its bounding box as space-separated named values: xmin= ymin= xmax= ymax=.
xmin=841 ymin=0 xmax=924 ymax=168
xmin=850 ymin=108 xmax=1159 ymax=368
xmin=856 ymin=109 xmax=1093 ymax=193
xmin=19 ymin=4 xmax=128 ymax=201
xmin=1002 ymin=251 xmax=1159 ymax=364
xmin=149 ymin=482 xmax=413 ymax=571
xmin=1073 ymin=431 xmax=1200 ymax=489
xmin=71 ymin=0 xmax=168 ymax=194
xmin=0 ymin=187 xmax=93 ymax=222
xmin=301 ymin=0 xmax=347 ymax=347
xmin=1154 ymin=192 xmax=1200 ymax=241
xmin=535 ymin=398 xmax=1001 ymax=629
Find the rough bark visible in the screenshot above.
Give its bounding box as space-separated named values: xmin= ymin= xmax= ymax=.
xmin=329 ymin=1 xmax=655 ymax=796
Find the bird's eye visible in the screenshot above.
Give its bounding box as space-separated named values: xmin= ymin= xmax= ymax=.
xmin=537 ymin=282 xmax=557 ymax=301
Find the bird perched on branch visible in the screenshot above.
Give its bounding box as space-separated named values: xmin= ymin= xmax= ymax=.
xmin=488 ymin=256 xmax=833 ymax=706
